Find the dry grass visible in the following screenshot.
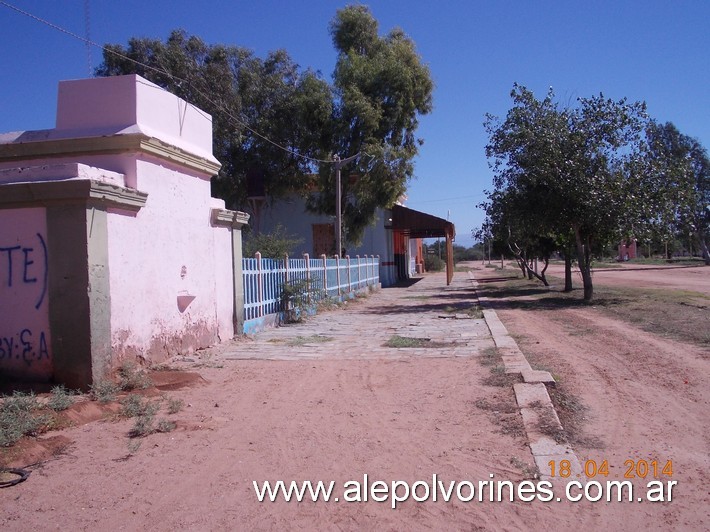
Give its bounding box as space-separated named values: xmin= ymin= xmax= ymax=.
xmin=546 ymin=384 xmax=604 ymax=449
xmin=477 ymin=276 xmax=709 ymax=347
xmin=384 ymin=335 xmax=450 ymax=348
xmin=287 ymin=335 xmax=334 ymax=347
xmin=474 ymin=397 xmax=526 ymax=439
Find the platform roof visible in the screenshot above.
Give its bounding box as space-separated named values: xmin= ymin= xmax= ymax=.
xmin=391 ymin=204 xmax=455 ymax=240
xmin=391 ymin=204 xmax=456 ymax=285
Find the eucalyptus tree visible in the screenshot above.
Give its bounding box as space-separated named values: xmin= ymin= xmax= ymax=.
xmin=306 ymin=5 xmax=434 ymax=243
xmin=97 ymin=30 xmax=334 ymax=208
xmin=97 ymin=5 xmax=434 ymax=247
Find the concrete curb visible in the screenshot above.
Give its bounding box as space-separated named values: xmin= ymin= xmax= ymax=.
xmin=468 ymin=271 xmax=583 ymax=481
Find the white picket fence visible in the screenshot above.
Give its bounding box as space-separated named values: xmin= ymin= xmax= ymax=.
xmin=242 ymin=253 xmax=380 ymax=321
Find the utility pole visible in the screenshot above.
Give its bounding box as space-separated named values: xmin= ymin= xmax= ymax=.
xmin=333 ymin=153 xmax=360 ymax=258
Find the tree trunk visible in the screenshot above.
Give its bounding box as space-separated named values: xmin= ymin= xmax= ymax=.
xmin=527 ymin=257 xmax=534 ymax=280
xmin=697 ymin=230 xmax=710 ymax=265
xmin=539 ymin=257 xmax=550 ymax=286
xmin=563 ymin=254 xmax=573 ymax=292
xmin=574 ymin=227 xmax=593 ymax=301
xmin=515 ymin=256 xmax=526 ymax=277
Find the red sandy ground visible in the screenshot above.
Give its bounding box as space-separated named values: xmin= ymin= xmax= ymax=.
xmin=1 ymin=264 xmax=708 ymax=530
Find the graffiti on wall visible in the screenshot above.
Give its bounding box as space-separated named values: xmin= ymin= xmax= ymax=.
xmin=0 ymin=208 xmax=52 ymax=379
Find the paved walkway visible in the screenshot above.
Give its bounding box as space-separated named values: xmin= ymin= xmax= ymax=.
xmin=203 ymin=268 xmax=580 ymax=480
xmin=212 ymin=271 xmax=495 ymax=361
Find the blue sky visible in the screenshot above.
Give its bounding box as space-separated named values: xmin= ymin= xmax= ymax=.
xmin=1 ymin=1 xmax=708 ymax=247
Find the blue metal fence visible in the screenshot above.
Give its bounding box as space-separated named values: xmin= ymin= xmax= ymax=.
xmin=243 ymin=253 xmax=380 ymax=321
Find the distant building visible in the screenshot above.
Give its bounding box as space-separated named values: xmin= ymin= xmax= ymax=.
xmin=251 ymin=195 xmax=455 ymax=286
xmin=618 ymin=238 xmax=638 ymax=261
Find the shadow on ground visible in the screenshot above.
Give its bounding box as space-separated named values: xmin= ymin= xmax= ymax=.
xmin=474 ymin=282 xmax=625 ymax=311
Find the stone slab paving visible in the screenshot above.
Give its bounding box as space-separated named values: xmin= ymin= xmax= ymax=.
xmin=217 ymin=272 xmax=495 ymax=361
xmin=208 ymin=269 xmax=583 ymax=481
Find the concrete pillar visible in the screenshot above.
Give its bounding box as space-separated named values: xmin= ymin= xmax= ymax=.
xmin=211 ymin=208 xmax=250 ymax=335
xmin=47 ymin=205 xmax=111 ymax=389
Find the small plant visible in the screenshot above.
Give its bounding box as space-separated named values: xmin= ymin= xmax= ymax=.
xmin=90 ymin=381 xmax=120 ymax=404
xmin=474 ymin=397 xmax=525 ymax=439
xmin=166 ymin=397 xmax=184 ymax=415
xmin=385 ymin=335 xmax=429 ymax=348
xmin=287 ymin=335 xmax=333 ymax=347
xmin=479 ymin=347 xmax=500 ymax=366
xmin=156 ymin=419 xmax=177 ymax=433
xmin=120 ymin=394 xmax=159 ymax=418
xmin=0 ymin=392 xmax=50 ymax=447
xmin=128 ymin=413 xmax=156 ymax=438
xmin=47 ymin=385 xmax=74 ymax=411
xmin=281 ymin=278 xmax=321 ymax=323
xmin=510 ymin=457 xmax=540 ymax=479
xmin=533 ymin=404 xmax=568 ymax=444
xmin=126 ymin=439 xmax=142 ymax=455
xmin=483 ymin=365 xmax=518 ymax=387
xmin=384 ymin=335 xmax=450 ymax=348
xmin=443 ymin=304 xmax=484 ymax=319
xmin=316 ymin=296 xmax=342 ymax=313
xmin=117 ymin=360 xmax=152 ymax=391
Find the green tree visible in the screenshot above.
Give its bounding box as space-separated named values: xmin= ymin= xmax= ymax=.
xmin=307 ymin=5 xmax=434 ymax=245
xmin=643 ymin=122 xmax=710 ymax=263
xmin=96 ymin=6 xmax=434 ymax=249
xmin=242 ymin=224 xmax=304 ymax=259
xmin=96 ymin=29 xmax=333 ymax=208
xmin=484 ymin=84 xmax=649 ymax=300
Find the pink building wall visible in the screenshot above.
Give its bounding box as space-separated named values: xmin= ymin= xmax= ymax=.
xmin=0 ymin=75 xmax=247 ymax=387
xmin=618 ymin=239 xmax=638 ymax=261
xmin=0 ymin=208 xmax=51 ymax=381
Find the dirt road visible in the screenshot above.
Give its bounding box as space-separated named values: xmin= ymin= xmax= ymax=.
xmin=542 ymin=261 xmax=710 ymax=295
xmin=472 ymin=262 xmax=710 ymax=530
xmin=2 ymin=267 xmax=708 ymax=530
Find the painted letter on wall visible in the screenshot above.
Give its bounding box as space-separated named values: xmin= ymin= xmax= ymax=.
xmin=0 ymin=208 xmax=52 ymax=382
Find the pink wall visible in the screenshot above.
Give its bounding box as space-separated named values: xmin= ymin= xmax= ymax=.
xmin=56 ymin=75 xmax=216 ymax=163
xmin=0 ymin=208 xmax=52 ymax=381
xmin=107 ymin=157 xmax=233 ymax=360
xmin=0 ymin=74 xmax=241 ymax=380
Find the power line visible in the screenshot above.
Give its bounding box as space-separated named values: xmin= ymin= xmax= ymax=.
xmin=0 ymin=0 xmax=334 ymax=165
xmin=84 ymin=0 xmax=91 ymax=75
xmin=407 ymin=193 xmax=486 ymax=204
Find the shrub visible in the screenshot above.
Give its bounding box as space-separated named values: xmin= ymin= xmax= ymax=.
xmin=120 ymin=394 xmax=159 ymax=418
xmin=90 ymin=381 xmax=120 ymax=403
xmin=47 ymin=385 xmax=74 ymax=411
xmin=424 ymin=254 xmax=445 ymax=272
xmin=166 ymin=397 xmax=184 ymax=415
xmin=117 ymin=361 xmax=152 ymax=391
xmin=0 ymin=392 xmax=49 ymax=447
xmin=243 ymin=224 xmax=304 ymax=258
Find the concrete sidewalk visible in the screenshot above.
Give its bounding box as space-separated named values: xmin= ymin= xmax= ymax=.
xmin=210 ymin=271 xmax=495 ymax=361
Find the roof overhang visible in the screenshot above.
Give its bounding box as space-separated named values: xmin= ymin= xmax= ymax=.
xmin=390 ymin=204 xmax=456 ymax=285
xmin=391 ymin=204 xmax=455 ymax=240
